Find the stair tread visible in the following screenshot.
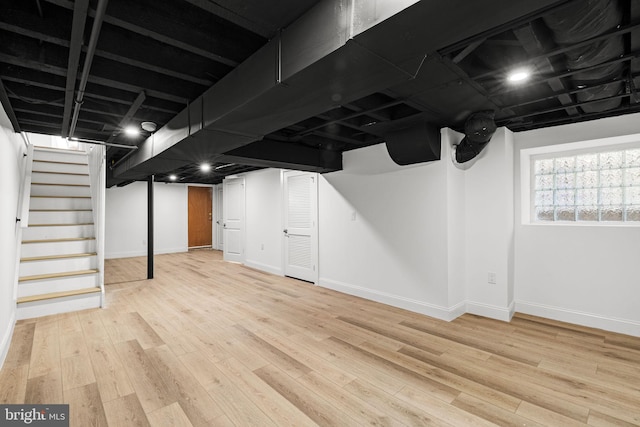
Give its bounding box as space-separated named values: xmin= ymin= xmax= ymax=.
xmin=21 ymin=253 xmax=97 ymax=262
xmin=19 ymin=269 xmax=99 ymax=282
xmin=32 ymin=182 xmax=90 ymax=187
xmin=23 ymin=237 xmax=96 ymax=244
xmin=33 ymin=159 xmax=88 ymax=166
xmin=34 ymin=146 xmax=86 ymax=153
xmin=17 ymin=287 xmax=101 ymax=304
xmin=29 ymin=223 xmax=94 ymax=227
xmin=30 ymin=209 xmax=92 ymax=212
xmin=30 ymin=195 xmax=91 ymax=199
xmin=32 ymin=170 xmax=89 ymax=176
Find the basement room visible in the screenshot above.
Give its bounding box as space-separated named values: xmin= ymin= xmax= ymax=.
xmin=1 ymin=0 xmax=639 ymax=425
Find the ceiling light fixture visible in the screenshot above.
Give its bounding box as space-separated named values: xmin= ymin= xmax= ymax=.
xmin=169 ymin=174 xmax=177 ymax=181
xmin=200 ymin=163 xmax=211 ymax=172
xmin=141 ymin=121 xmax=157 ymax=132
xmin=507 ymin=69 xmax=531 ymax=83
xmin=124 ymin=125 xmax=139 ymax=137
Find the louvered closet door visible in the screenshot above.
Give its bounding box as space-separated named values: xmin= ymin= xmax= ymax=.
xmin=283 ymin=171 xmax=318 ymax=283
xmin=223 ymin=177 xmax=244 ymax=263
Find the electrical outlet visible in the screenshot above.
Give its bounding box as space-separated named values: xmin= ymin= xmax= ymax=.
xmin=488 ymin=272 xmax=496 ymax=284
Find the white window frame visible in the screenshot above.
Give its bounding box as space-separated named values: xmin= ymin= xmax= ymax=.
xmin=521 ymin=133 xmax=640 ymax=226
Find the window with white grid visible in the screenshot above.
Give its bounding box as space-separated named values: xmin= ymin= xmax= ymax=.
xmin=532 ymin=147 xmax=640 ymax=222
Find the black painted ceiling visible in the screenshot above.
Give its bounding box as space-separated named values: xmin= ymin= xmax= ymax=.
xmin=1 ymin=0 xmax=639 ymax=186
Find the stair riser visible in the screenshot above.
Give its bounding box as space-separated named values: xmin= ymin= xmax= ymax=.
xmin=29 ymin=211 xmax=94 ymax=225
xmin=21 ymin=239 xmax=96 ymax=258
xmin=33 ymin=150 xmax=88 ymax=164
xmin=23 ymin=224 xmax=95 ymax=240
xmin=20 ymin=256 xmax=97 ymax=277
xmin=17 ymin=292 xmax=101 ymax=320
xmin=32 ymin=161 xmax=88 ymax=175
xmin=18 ymin=273 xmax=100 ymax=298
xmin=29 ymin=197 xmax=92 ymax=210
xmin=31 ymin=172 xmax=90 ymax=186
xmin=30 ymin=184 xmax=91 ymax=197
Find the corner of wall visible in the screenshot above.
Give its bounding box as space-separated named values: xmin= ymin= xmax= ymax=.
xmin=466 ymin=300 xmax=515 ymax=322
xmin=0 ymin=308 xmax=16 ymax=369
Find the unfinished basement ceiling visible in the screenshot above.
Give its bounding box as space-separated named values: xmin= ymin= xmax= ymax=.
xmin=1 ymin=0 xmax=639 ymax=186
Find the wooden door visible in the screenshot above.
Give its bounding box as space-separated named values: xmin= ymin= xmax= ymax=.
xmin=188 ymin=186 xmax=212 ymax=248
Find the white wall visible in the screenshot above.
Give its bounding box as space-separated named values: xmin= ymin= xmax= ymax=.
xmin=514 ymin=114 xmax=640 ymax=336
xmin=0 ymin=107 xmax=26 ymax=368
xmin=105 ymin=182 xmax=188 ymax=258
xmin=244 ymin=169 xmax=284 ymax=275
xmin=318 ymin=134 xmax=464 ymax=320
xmin=464 ymin=128 xmax=515 ymax=320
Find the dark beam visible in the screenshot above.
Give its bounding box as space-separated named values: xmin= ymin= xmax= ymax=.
xmin=452 ymin=38 xmax=486 ymax=64
xmin=62 ymin=0 xmax=89 ymax=137
xmin=438 ymin=0 xmax=572 ymax=56
xmin=106 ymin=90 xmax=146 ymax=143
xmin=473 ymin=19 xmax=640 ymax=81
xmin=491 ymin=51 xmax=640 ymax=96
xmin=91 ymin=49 xmax=212 ymax=86
xmin=147 ymin=175 xmax=154 ymax=280
xmin=43 ymin=0 xmax=241 ymax=67
xmin=0 ymin=53 xmax=189 ymax=104
xmin=295 ymin=99 xmax=404 ymax=137
xmin=181 ymin=0 xmax=272 ymax=37
xmin=220 ymin=139 xmax=342 ymax=173
xmin=499 ymin=92 xmax=633 ymax=123
xmin=0 ymin=79 xmax=21 ymax=132
xmin=0 ymin=19 xmax=214 ymax=86
xmin=513 ymin=24 xmax=578 ymax=117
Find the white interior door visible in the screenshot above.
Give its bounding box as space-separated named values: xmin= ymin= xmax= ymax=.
xmin=215 ymin=185 xmax=224 ymax=250
xmin=223 ymin=177 xmax=244 ymax=263
xmin=283 ymin=171 xmax=318 ymax=283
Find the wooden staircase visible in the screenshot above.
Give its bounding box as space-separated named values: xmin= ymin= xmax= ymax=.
xmin=17 ymin=146 xmax=102 ymax=319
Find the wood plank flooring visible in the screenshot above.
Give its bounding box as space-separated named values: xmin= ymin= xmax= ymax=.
xmin=2 ymin=250 xmax=640 ymax=426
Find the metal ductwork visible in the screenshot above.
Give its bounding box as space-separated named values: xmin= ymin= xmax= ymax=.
xmin=543 ymin=0 xmax=624 ymax=112
xmin=452 ymin=111 xmax=497 ymax=164
xmin=112 ymin=0 xmax=566 ymax=184
xmin=384 ymin=122 xmax=441 ymax=166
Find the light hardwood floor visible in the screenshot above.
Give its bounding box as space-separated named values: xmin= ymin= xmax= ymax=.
xmin=2 ymin=250 xmax=639 ymax=426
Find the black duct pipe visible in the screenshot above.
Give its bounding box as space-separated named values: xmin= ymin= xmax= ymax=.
xmin=454 ymin=111 xmax=497 ymax=164
xmin=543 ymin=0 xmax=624 ymax=113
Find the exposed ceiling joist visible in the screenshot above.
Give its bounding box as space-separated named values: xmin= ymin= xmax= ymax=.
xmin=42 ymin=0 xmax=241 ymax=67
xmin=0 ymin=53 xmax=189 ymax=104
xmin=106 ymin=90 xmax=146 ymax=143
xmin=0 ymin=78 xmax=21 ymax=132
xmin=61 ymin=0 xmax=89 ymax=137
xmin=181 ymin=0 xmax=272 ymax=38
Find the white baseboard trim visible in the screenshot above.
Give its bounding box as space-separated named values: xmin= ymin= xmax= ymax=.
xmin=244 ymin=259 xmax=283 ymax=277
xmin=466 ymin=300 xmax=515 ymax=322
xmin=516 ymin=301 xmax=640 ymax=337
xmin=0 ymin=309 xmax=17 ymax=370
xmin=319 ymin=277 xmax=464 ymax=321
xmin=105 ymin=247 xmax=188 ymax=259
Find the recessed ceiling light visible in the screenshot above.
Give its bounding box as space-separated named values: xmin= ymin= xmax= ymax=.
xmin=200 ymin=163 xmax=211 ymax=172
xmin=169 ymin=174 xmax=177 ymax=181
xmin=507 ymin=69 xmax=530 ymax=83
xmin=124 ymin=125 xmax=139 ymax=137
